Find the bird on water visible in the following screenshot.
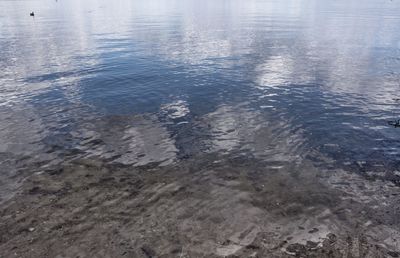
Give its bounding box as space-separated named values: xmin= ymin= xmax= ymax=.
xmin=30 ymin=12 xmax=34 ymax=16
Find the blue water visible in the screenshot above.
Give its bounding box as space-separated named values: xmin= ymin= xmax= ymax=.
xmin=1 ymin=0 xmax=400 ymax=198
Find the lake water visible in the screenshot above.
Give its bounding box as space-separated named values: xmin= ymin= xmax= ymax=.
xmin=1 ymin=0 xmax=400 ymax=256
xmin=1 ymin=0 xmax=400 ymax=185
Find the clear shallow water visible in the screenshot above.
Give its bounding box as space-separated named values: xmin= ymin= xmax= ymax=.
xmin=1 ymin=0 xmax=400 ymax=199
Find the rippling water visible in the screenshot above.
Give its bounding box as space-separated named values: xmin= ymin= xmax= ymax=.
xmin=3 ymin=1 xmax=400 ymax=256
xmin=1 ymin=0 xmax=400 ymax=200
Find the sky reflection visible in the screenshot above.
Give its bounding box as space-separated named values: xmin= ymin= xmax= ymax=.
xmin=1 ymin=0 xmax=400 ymax=183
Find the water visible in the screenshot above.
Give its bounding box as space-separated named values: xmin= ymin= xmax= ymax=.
xmin=1 ymin=0 xmax=400 ymax=256
xmin=2 ymin=0 xmax=400 ymax=172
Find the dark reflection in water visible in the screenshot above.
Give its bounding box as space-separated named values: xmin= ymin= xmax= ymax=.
xmin=1 ymin=0 xmax=400 ymax=199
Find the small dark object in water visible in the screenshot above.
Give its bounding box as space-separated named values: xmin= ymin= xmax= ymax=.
xmin=388 ymin=120 xmax=400 ymax=128
xmin=30 ymin=12 xmax=34 ymax=16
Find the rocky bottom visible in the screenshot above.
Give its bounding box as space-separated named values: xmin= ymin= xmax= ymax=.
xmin=1 ymin=155 xmax=400 ymax=257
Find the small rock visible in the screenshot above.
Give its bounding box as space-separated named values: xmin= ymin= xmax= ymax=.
xmin=327 ymin=233 xmax=337 ymax=243
xmin=286 ymin=243 xmax=307 ymax=255
xmin=141 ymin=246 xmax=155 ymax=258
xmin=245 ymin=244 xmax=259 ymax=250
xmin=306 ymin=241 xmax=319 ymax=250
xmin=388 ymin=251 xmax=399 ymax=257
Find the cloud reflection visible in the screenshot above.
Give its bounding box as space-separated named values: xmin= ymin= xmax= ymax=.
xmin=203 ymin=103 xmax=306 ymax=163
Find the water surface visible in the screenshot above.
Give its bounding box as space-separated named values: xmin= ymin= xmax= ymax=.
xmin=2 ymin=0 xmax=400 ymax=180
xmin=1 ymin=0 xmax=400 ymax=256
